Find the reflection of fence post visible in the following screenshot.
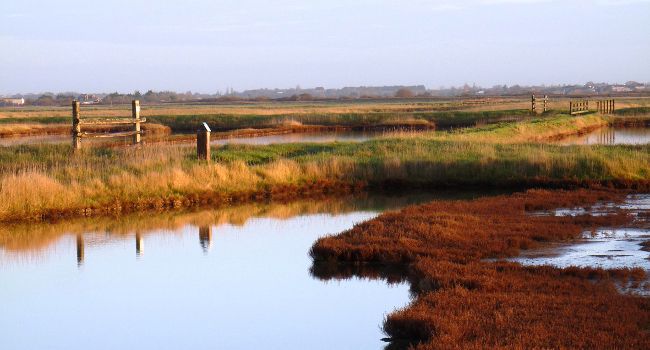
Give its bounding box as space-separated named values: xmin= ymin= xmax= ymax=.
xmin=72 ymin=101 xmax=81 ymax=150
xmin=197 ymin=122 xmax=211 ymax=161
xmin=136 ymin=232 xmax=143 ymax=257
xmin=132 ymin=100 xmax=141 ymax=145
xmin=76 ymin=234 xmax=84 ymax=266
xmin=199 ymin=226 xmax=212 ymax=253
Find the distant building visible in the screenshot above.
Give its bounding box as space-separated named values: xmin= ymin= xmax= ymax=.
xmin=78 ymin=94 xmax=102 ymax=105
xmin=611 ymin=86 xmax=633 ymax=93
xmin=0 ymin=98 xmax=25 ymax=106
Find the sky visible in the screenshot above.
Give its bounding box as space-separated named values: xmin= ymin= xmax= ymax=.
xmin=1 ymin=0 xmax=649 ymax=94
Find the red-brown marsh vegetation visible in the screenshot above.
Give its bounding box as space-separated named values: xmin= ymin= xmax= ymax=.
xmin=310 ymin=190 xmax=650 ymax=349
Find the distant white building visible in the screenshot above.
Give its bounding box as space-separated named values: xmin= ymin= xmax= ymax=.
xmin=611 ymin=86 xmax=633 ymax=93
xmin=0 ymin=98 xmax=25 ymax=106
xmin=78 ymin=94 xmax=102 ymax=105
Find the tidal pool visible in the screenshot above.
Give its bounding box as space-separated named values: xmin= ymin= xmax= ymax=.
xmin=0 ymin=193 xmax=455 ymax=350
xmin=512 ymin=194 xmax=650 ymax=272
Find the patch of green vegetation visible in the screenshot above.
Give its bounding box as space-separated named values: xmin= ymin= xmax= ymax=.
xmin=615 ymin=107 xmax=650 ymax=116
xmin=0 ymin=117 xmax=69 ymax=124
xmin=147 ymin=109 xmax=534 ymax=132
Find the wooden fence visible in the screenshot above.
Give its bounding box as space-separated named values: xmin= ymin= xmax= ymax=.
xmin=596 ymin=99 xmax=615 ymax=114
xmin=569 ymin=100 xmax=589 ymax=116
xmin=531 ymin=95 xmax=548 ymax=114
xmin=72 ymin=100 xmax=145 ymax=150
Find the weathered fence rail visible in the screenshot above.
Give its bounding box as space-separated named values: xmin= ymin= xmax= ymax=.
xmin=72 ymin=100 xmax=145 ymax=150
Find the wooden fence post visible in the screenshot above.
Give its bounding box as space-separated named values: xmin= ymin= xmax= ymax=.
xmin=531 ymin=95 xmax=536 ymax=114
xmin=132 ymin=100 xmax=141 ymax=145
xmin=543 ymin=95 xmax=548 ymax=113
xmin=72 ymin=101 xmax=81 ymax=150
xmin=197 ymin=122 xmax=211 ymax=160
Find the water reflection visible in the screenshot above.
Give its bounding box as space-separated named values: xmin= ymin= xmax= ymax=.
xmin=198 ymin=225 xmax=212 ymax=253
xmin=211 ymin=131 xmax=388 ymax=146
xmin=135 ymin=231 xmax=144 ymax=258
xmin=0 ymin=191 xmax=486 ymax=350
xmin=556 ymin=126 xmax=650 ymax=145
xmin=76 ymin=234 xmax=84 ymax=267
xmin=0 ymin=191 xmax=480 ymax=260
xmin=513 ymin=194 xmax=650 ymax=271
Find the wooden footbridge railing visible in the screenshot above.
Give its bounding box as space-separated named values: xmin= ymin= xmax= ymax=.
xmin=72 ymin=100 xmax=145 ymax=150
xmin=533 ymin=95 xmax=616 ymax=117
xmin=569 ymin=100 xmax=590 ymax=116
xmin=596 ymin=99 xmax=615 ymax=114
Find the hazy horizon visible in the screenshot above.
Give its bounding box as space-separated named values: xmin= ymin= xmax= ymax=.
xmin=2 ymin=0 xmax=649 ymax=94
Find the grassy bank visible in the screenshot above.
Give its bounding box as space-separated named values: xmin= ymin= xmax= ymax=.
xmin=0 ymin=115 xmax=648 ymax=222
xmin=310 ymin=190 xmax=649 ymax=349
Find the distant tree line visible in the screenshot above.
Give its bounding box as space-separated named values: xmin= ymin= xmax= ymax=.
xmin=8 ymin=81 xmax=649 ymax=106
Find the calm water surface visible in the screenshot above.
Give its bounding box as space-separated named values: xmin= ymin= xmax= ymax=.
xmin=512 ymin=194 xmax=650 ymax=272
xmin=0 ymin=134 xmax=70 ymax=146
xmin=0 ymin=193 xmax=452 ymax=350
xmin=556 ymin=126 xmax=650 ymax=145
xmin=211 ymin=131 xmax=394 ymax=146
xmin=0 ymin=131 xmax=402 ymax=147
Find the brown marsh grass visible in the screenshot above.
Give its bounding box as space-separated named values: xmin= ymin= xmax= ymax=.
xmin=310 ymin=189 xmax=650 ymax=349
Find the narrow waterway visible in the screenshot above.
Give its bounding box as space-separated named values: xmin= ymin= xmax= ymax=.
xmin=0 ymin=130 xmax=408 ymax=147
xmin=210 ymin=131 xmax=395 ymax=146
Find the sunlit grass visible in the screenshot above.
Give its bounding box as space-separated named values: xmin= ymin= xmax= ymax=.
xmin=0 ymin=115 xmax=647 ymax=221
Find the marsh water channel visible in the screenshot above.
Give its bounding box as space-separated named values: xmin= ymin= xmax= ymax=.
xmin=0 ymin=130 xmax=398 ymax=147
xmin=1 ymin=191 xmax=649 ymax=349
xmin=2 ymin=125 xmax=650 ymax=147
xmin=0 ymin=192 xmax=449 ymax=350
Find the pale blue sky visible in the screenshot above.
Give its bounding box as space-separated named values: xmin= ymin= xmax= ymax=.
xmin=1 ymin=0 xmax=649 ymax=94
